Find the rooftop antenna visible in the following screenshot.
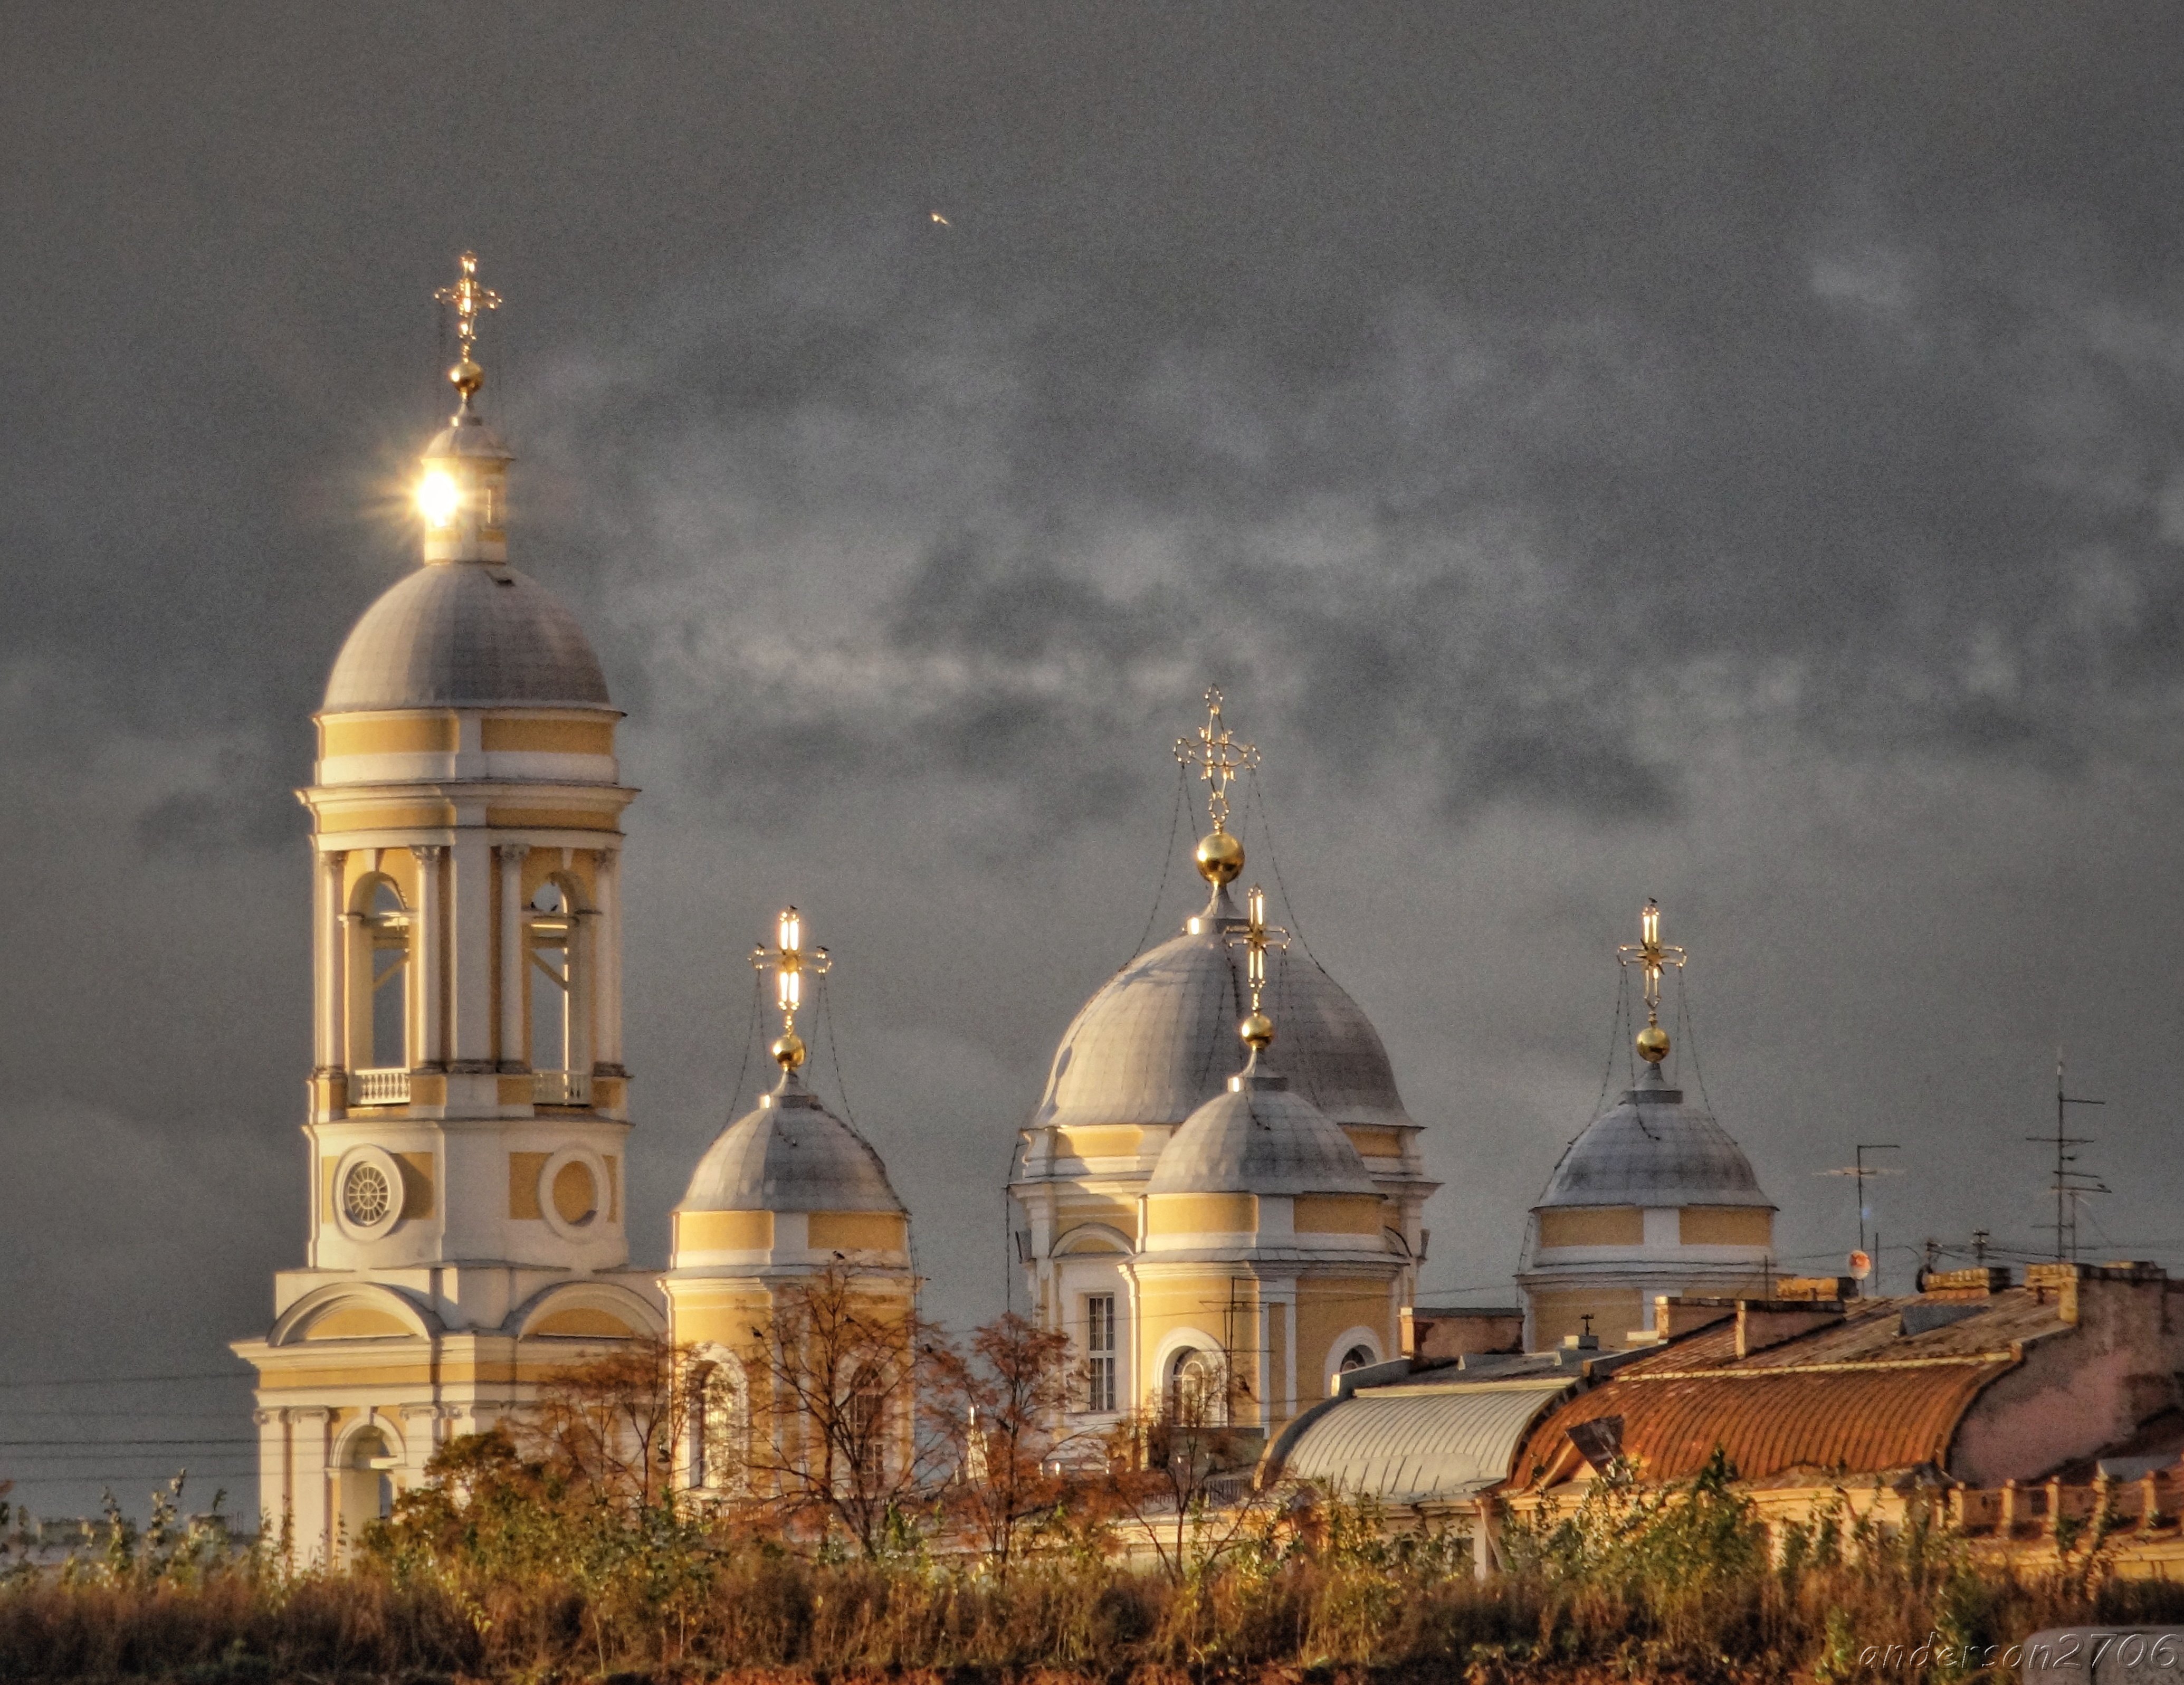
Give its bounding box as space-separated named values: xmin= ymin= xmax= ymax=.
xmin=1818 ymin=1144 xmax=1902 ymax=1294
xmin=2027 ymin=1051 xmax=2106 ymax=1263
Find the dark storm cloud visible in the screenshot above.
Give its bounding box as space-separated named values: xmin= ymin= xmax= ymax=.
xmin=7 ymin=2 xmax=2184 ymax=1514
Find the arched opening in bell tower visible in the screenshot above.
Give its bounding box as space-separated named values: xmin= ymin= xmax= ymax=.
xmin=346 ymin=876 xmax=411 ymax=1097
xmin=527 ymin=877 xmax=588 ymax=1101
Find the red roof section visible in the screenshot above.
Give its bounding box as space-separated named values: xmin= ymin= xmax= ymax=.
xmin=1512 ymin=1296 xmax=2053 ymax=1487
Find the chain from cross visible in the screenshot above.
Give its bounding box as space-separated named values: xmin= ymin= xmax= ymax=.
xmin=434 ymin=251 xmax=502 ymax=355
xmin=1226 ymin=883 xmax=1290 ymax=1016
xmin=1175 ymin=687 xmax=1260 ymax=836
xmin=1616 ymin=897 xmax=1686 ymax=1027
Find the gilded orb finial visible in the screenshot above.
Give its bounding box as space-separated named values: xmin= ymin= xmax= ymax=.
xmin=434 ymin=251 xmax=502 ymax=407
xmin=1227 ymin=882 xmax=1290 ymax=1052
xmin=1617 ymin=897 xmax=1686 ymax=1065
xmin=752 ymin=906 xmax=830 ymax=1074
xmin=1176 ymin=687 xmax=1259 ymax=882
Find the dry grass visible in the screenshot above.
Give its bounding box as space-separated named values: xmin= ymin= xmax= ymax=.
xmin=8 ymin=1448 xmax=2184 ymax=1682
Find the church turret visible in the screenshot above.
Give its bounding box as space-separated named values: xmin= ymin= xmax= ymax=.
xmin=664 ymin=909 xmax=914 ymax=1497
xmin=1517 ymin=900 xmax=1778 ymax=1350
xmin=234 ymin=254 xmax=665 ymax=1560
xmin=1009 ymin=691 xmax=1435 ymax=1441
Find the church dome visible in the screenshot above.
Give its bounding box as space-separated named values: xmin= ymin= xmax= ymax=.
xmin=1034 ymin=883 xmax=1415 ymax=1133
xmin=1147 ymin=1061 xmax=1379 ymax=1198
xmin=322 ymin=562 xmax=611 ymax=714
xmin=678 ymin=1077 xmax=905 ymax=1216
xmin=1534 ymin=1064 xmax=1773 ymax=1211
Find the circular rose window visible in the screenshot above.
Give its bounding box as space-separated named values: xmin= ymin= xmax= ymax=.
xmin=344 ymin=1162 xmax=392 ymax=1225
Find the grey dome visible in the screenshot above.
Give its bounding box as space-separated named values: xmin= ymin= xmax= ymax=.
xmin=679 ymin=1079 xmax=905 ymax=1216
xmin=1035 ymin=884 xmax=1414 ymax=1132
xmin=1535 ymin=1064 xmax=1773 ymax=1211
xmin=323 ymin=562 xmax=611 ymax=713
xmin=1146 ymin=1065 xmax=1380 ymax=1198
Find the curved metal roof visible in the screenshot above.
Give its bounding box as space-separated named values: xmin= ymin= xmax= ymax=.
xmin=1534 ymin=1064 xmax=1773 ymax=1211
xmin=1034 ymin=884 xmax=1414 ymax=1133
xmin=678 ymin=1078 xmax=905 ymax=1216
xmin=1282 ymin=1377 xmax=1576 ymax=1501
xmin=1146 ymin=1064 xmax=1380 ymax=1198
xmin=1515 ymin=1360 xmax=2008 ymax=1488
xmin=322 ymin=561 xmax=611 ymax=713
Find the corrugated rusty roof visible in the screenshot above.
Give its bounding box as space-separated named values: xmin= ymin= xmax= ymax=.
xmin=1510 ymin=1290 xmax=2065 ymax=1488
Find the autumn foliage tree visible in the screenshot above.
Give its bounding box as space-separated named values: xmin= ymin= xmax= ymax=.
xmin=929 ymin=1310 xmax=1103 ymax=1571
xmin=735 ymin=1265 xmax=951 ymax=1556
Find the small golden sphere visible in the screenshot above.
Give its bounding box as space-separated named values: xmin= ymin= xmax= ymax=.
xmin=1195 ymin=830 xmax=1245 ymax=884
xmin=449 ymin=358 xmax=485 ymax=395
xmin=1635 ymin=1023 xmax=1671 ymax=1064
xmin=771 ymin=1030 xmax=807 ymax=1070
xmin=1239 ymin=1010 xmax=1276 ymax=1050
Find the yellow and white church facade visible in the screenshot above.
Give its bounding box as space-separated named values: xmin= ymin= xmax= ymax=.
xmin=234 ymin=253 xmax=1785 ymax=1549
xmin=1008 ymin=697 xmax=1440 ymax=1454
xmin=232 ymin=258 xmax=671 ymax=1554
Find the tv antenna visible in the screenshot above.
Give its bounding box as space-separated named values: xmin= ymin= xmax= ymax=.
xmin=2027 ymin=1051 xmax=2106 ymax=1262
xmin=1818 ymin=1143 xmax=1902 ymax=1294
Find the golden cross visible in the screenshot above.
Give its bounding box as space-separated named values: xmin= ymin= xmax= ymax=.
xmin=434 ymin=251 xmax=502 ymax=356
xmin=1175 ymin=687 xmax=1260 ymax=835
xmin=750 ymin=906 xmax=830 ymax=1070
xmin=1617 ymin=898 xmax=1686 ymax=1026
xmin=1226 ymin=883 xmax=1290 ymax=1048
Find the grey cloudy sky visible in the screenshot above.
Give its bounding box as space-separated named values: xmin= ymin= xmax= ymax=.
xmin=6 ymin=2 xmax=2184 ymax=1516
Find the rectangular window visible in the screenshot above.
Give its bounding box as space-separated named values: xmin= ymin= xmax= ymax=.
xmin=1085 ymin=1294 xmax=1117 ymax=1413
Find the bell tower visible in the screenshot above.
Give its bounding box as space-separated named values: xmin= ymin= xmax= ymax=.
xmin=234 ymin=254 xmax=665 ymax=1560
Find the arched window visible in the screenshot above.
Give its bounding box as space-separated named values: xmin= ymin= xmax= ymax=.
xmin=337 ymin=1427 xmax=397 ymax=1547
xmin=1167 ymin=1346 xmax=1224 ymax=1427
xmin=364 ymin=879 xmax=409 ymax=1073
xmin=693 ymin=1359 xmax=748 ymax=1493
xmin=842 ymin=1362 xmax=887 ymax=1481
xmin=1339 ymin=1345 xmax=1376 ymax=1374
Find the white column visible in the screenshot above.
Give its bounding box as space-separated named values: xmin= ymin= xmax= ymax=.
xmin=286 ymin=1407 xmax=332 ymax=1566
xmin=1283 ymin=1298 xmax=1297 ymax=1422
xmin=1257 ymin=1301 xmax=1272 ymax=1430
xmin=594 ymin=847 xmax=624 ymax=1071
xmin=570 ymin=908 xmax=595 ymax=1080
xmin=448 ymin=836 xmax=493 ymax=1070
xmin=497 ymin=844 xmax=528 ymax=1070
xmin=314 ymin=850 xmax=346 ymax=1071
xmin=411 ymin=846 xmax=445 ymax=1069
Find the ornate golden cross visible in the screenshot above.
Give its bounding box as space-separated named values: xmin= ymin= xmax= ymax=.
xmin=1617 ymin=898 xmax=1686 ymax=1062
xmin=434 ymin=251 xmax=502 ymax=355
xmin=751 ymin=906 xmax=830 ymax=1070
xmin=1227 ymin=883 xmax=1289 ymax=1049
xmin=1175 ymin=687 xmax=1260 ymax=835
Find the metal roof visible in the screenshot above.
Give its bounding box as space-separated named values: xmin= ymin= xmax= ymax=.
xmin=323 ymin=561 xmax=612 ymax=713
xmin=1145 ymin=1063 xmax=1379 ymax=1199
xmin=1533 ymin=1063 xmax=1772 ymax=1211
xmin=677 ymin=1077 xmax=905 ymax=1217
xmin=1034 ymin=883 xmax=1414 ymax=1133
xmin=1283 ymin=1377 xmax=1577 ymax=1501
xmin=1510 ymin=1294 xmax=2060 ymax=1487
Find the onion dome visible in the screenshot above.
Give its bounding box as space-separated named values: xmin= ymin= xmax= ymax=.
xmin=1034 ymin=880 xmax=1415 ymax=1132
xmin=677 ymin=1069 xmax=905 ymax=1216
xmin=1146 ymin=1053 xmax=1379 ymax=1199
xmin=322 ymin=251 xmax=611 ymax=716
xmin=1534 ymin=1061 xmax=1773 ymax=1212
